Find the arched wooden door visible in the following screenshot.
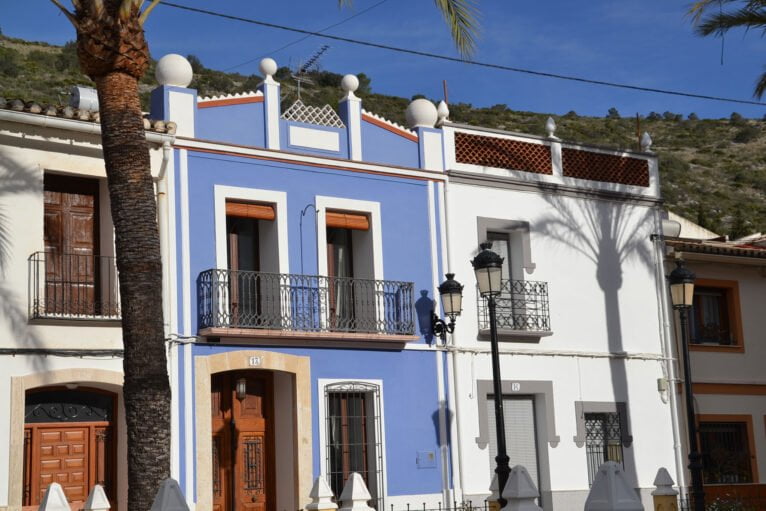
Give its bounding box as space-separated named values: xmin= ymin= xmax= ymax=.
xmin=211 ymin=371 xmax=275 ymax=511
xmin=22 ymin=388 xmax=116 ymax=511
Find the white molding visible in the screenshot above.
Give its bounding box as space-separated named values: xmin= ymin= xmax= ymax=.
xmin=180 ymin=149 xmax=191 ymax=335
xmin=173 ymin=138 xmax=446 ymax=183
xmin=427 ymin=181 xmax=440 ymax=314
xmin=288 ymin=125 xmax=340 ymax=152
xmin=167 ymin=150 xmax=178 ymax=334
xmin=315 ymin=196 xmax=383 ymax=280
xmin=317 ymin=378 xmax=388 ymax=502
xmin=213 ymin=185 xmax=289 ymax=273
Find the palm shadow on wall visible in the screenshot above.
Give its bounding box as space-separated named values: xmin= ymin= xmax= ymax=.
xmin=0 ymin=150 xmax=46 ymax=371
xmin=535 ymin=186 xmax=656 ymax=488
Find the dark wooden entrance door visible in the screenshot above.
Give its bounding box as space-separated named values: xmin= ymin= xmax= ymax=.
xmin=211 ymin=372 xmax=274 ymax=511
xmin=43 ymin=175 xmax=99 ymax=315
xmin=23 ymin=388 xmax=115 ymax=511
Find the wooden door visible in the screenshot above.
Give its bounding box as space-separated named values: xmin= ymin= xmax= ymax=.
xmin=211 ymin=372 xmax=274 ymax=511
xmin=43 ymin=175 xmax=99 ymax=315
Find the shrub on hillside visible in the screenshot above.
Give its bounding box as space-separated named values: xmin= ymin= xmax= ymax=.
xmin=0 ymin=47 xmax=21 ymax=77
xmin=733 ymin=125 xmax=760 ymax=144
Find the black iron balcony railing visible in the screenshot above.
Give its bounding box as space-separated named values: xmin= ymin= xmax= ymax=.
xmin=477 ymin=279 xmax=550 ymax=332
xmin=28 ymin=251 xmax=120 ymax=320
xmin=198 ymin=269 xmax=415 ymax=335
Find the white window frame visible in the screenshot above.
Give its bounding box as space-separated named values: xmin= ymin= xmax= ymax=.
xmin=213 ymin=185 xmax=289 ymax=272
xmin=315 ymin=196 xmax=383 ymax=280
xmin=317 ymin=378 xmax=388 ymax=504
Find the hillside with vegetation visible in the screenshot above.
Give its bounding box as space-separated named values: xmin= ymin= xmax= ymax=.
xmin=2 ymin=33 xmax=764 ymax=239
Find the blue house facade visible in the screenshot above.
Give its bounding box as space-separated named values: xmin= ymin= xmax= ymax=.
xmin=152 ymin=56 xmax=453 ymax=511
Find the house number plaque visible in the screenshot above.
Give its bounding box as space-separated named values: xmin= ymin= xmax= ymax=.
xmin=248 ymin=356 xmax=263 ymax=367
xmin=511 ymin=382 xmax=521 ymax=392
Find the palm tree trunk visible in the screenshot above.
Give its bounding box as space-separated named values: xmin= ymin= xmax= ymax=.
xmin=95 ymin=70 xmax=170 ymax=511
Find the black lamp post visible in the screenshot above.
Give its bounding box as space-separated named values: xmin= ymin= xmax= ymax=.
xmin=471 ymin=242 xmax=510 ymax=506
xmin=432 ymin=273 xmax=464 ymax=343
xmin=669 ymin=259 xmax=704 ymax=511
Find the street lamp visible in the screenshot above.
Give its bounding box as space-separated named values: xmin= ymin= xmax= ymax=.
xmin=432 ymin=273 xmax=464 ymax=343
xmin=669 ymin=259 xmax=704 ymax=511
xmin=471 ymin=242 xmax=510 ymax=506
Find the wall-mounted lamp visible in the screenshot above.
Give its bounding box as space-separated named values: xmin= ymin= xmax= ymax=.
xmin=431 ymin=273 xmax=464 ymax=343
xmin=235 ymin=377 xmax=248 ymax=402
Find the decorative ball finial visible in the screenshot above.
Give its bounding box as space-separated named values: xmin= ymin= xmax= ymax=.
xmin=436 ymin=100 xmax=449 ymax=126
xmin=341 ymin=74 xmax=359 ymax=94
xmin=545 ymin=116 xmax=557 ymax=138
xmin=640 ymin=131 xmax=653 ymax=152
xmin=155 ymin=54 xmax=193 ymax=88
xmin=259 ymin=58 xmax=278 ymax=79
xmin=405 ymin=98 xmax=438 ymax=128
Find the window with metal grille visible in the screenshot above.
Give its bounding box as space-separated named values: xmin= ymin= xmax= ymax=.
xmin=325 ymin=382 xmax=383 ymax=509
xmin=585 ymin=412 xmax=624 ymax=485
xmin=699 ymin=421 xmax=753 ymax=484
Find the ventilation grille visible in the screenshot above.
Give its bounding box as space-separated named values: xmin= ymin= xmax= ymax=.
xmin=454 ymin=132 xmax=552 ymax=175
xmin=281 ymin=100 xmax=345 ymax=128
xmin=562 ymin=148 xmax=649 ymax=187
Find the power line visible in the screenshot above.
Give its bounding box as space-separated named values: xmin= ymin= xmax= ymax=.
xmin=223 ymin=0 xmax=389 ymax=72
xmin=159 ymin=1 xmax=766 ymax=107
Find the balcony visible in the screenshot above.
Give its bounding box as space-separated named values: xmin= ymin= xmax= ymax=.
xmin=28 ymin=252 xmax=120 ymax=321
xmin=477 ymin=279 xmax=551 ymax=341
xmin=197 ymin=269 xmax=416 ymax=343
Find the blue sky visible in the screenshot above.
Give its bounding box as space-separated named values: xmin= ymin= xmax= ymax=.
xmin=6 ymin=0 xmax=766 ymax=119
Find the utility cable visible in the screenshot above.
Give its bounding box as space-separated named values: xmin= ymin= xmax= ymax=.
xmin=159 ymin=1 xmax=766 ymax=107
xmin=223 ymin=0 xmax=389 ymax=72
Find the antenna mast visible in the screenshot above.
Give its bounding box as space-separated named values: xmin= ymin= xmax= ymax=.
xmin=292 ymin=44 xmax=331 ymax=100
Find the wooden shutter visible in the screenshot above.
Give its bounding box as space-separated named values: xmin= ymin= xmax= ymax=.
xmin=326 ymin=211 xmax=369 ymax=231
xmin=226 ymin=201 xmax=275 ymax=221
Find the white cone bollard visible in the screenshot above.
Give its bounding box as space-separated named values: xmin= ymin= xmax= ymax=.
xmin=307 ymin=476 xmax=338 ymax=511
xmin=501 ymin=465 xmax=542 ymax=511
xmin=339 ymin=473 xmax=374 ymax=511
xmin=84 ymin=485 xmax=110 ymax=511
xmin=584 ymin=461 xmax=643 ymax=511
xmin=150 ymin=478 xmax=190 ymax=511
xmin=487 ymin=473 xmax=501 ymax=511
xmin=651 ymin=468 xmax=678 ymax=511
xmin=38 ymin=482 xmax=71 ymax=511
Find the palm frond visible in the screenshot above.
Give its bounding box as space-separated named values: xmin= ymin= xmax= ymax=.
xmin=696 ymin=5 xmax=766 ymax=36
xmin=139 ymin=0 xmax=162 ymax=25
xmin=433 ymin=0 xmax=479 ymax=57
xmin=48 ymin=0 xmax=78 ymax=26
xmin=754 ymin=68 xmax=766 ymax=98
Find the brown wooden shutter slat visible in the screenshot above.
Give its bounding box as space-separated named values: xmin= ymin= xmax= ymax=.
xmin=226 ymin=202 xmax=276 ymax=221
xmin=326 ymin=211 xmax=369 ymax=231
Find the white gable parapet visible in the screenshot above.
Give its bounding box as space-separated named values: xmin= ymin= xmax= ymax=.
xmin=258 ymin=57 xmax=281 ymax=150
xmin=339 ymin=74 xmax=362 ymax=160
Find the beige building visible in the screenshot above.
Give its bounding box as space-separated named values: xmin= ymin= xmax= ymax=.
xmin=665 ymin=226 xmax=766 ymax=506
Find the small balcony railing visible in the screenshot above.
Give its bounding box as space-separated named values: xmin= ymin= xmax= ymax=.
xmin=477 ymin=279 xmax=550 ymax=332
xmin=28 ymin=251 xmax=120 ymax=320
xmin=198 ymin=269 xmax=415 ymax=335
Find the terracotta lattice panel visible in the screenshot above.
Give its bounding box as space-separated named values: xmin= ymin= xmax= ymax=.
xmin=455 ymin=132 xmax=552 ymax=175
xmin=562 ymin=148 xmax=649 ymax=187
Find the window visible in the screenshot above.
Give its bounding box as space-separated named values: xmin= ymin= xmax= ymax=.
xmin=225 ymin=201 xmax=280 ymax=328
xmin=486 ymin=395 xmax=541 ymax=497
xmin=584 ymin=413 xmax=624 ymax=485
xmin=324 ymin=382 xmax=383 ymax=509
xmin=699 ymin=419 xmax=755 ymax=484
xmin=689 ymin=280 xmax=742 ymax=348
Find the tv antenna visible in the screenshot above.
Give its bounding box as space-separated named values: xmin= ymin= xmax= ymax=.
xmin=291 ymin=44 xmax=330 ymax=100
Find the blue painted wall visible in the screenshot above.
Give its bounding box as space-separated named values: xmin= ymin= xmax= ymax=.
xmin=190 ymin=343 xmax=444 ymax=496
xmin=196 ymin=102 xmax=266 ymax=147
xmin=361 ymin=120 xmax=419 ymax=168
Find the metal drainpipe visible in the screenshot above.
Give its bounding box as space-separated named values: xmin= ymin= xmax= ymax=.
xmin=155 ymin=141 xmax=173 ymax=337
xmin=439 ymin=174 xmax=466 ymax=503
xmin=652 ymin=208 xmax=687 ymax=496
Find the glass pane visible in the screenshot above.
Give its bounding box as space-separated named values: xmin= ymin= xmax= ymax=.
xmin=487 ymin=232 xmax=511 ymax=281
xmin=699 ymin=422 xmax=753 ymax=484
